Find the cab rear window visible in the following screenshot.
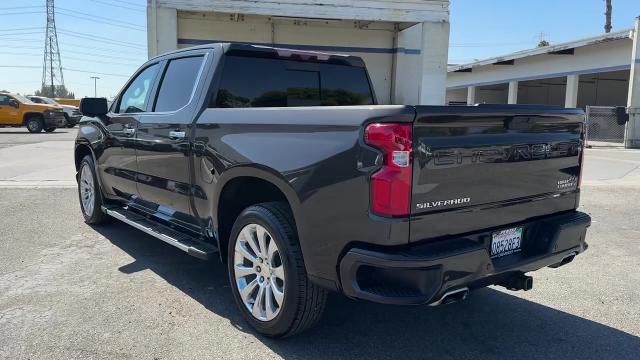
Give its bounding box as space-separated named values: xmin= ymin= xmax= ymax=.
xmin=213 ymin=55 xmax=374 ymax=108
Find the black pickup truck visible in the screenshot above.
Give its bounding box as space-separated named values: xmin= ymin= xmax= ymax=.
xmin=75 ymin=43 xmax=590 ymax=337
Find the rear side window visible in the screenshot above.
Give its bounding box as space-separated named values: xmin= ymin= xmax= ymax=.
xmin=0 ymin=95 xmax=13 ymax=105
xmin=154 ymin=56 xmax=204 ymax=112
xmin=214 ymin=56 xmax=373 ymax=108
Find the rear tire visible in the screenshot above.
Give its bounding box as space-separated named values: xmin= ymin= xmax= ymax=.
xmin=78 ymin=155 xmax=110 ymax=225
xmin=228 ymin=202 xmax=327 ymax=337
xmin=26 ymin=116 xmax=43 ymax=133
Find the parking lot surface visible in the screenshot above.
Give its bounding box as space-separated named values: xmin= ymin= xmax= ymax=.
xmin=0 ymin=129 xmax=639 ymax=359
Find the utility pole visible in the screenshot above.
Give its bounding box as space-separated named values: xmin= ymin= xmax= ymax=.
xmin=90 ymin=76 xmax=100 ymax=97
xmin=42 ymin=0 xmax=65 ymax=98
xmin=604 ymin=0 xmax=612 ymax=33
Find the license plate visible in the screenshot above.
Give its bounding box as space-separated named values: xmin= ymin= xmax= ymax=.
xmin=491 ymin=227 xmax=523 ymax=258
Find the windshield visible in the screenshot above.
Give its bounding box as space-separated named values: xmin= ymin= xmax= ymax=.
xmin=39 ymin=97 xmax=59 ymax=105
xmin=13 ymin=94 xmax=34 ymax=104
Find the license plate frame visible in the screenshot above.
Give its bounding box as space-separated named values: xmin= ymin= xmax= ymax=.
xmin=490 ymin=227 xmax=523 ymax=258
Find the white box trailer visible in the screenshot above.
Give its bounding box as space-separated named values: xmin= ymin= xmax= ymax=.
xmin=147 ymin=0 xmax=451 ymax=105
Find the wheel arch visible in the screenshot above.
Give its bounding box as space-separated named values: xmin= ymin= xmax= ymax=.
xmin=214 ymin=166 xmax=301 ymax=263
xmin=22 ymin=112 xmax=44 ymax=125
xmin=74 ymin=142 xmax=94 ymax=171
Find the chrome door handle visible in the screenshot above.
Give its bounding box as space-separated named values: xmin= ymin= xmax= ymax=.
xmin=123 ymin=127 xmax=136 ymax=136
xmin=169 ymin=130 xmax=186 ymax=140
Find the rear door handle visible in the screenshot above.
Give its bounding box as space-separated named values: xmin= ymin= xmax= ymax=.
xmin=169 ymin=130 xmax=186 ymax=140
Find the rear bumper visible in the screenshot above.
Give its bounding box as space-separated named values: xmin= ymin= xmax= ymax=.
xmin=339 ymin=211 xmax=590 ymax=305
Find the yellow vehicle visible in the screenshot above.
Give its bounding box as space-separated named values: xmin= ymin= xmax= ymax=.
xmin=0 ymin=92 xmax=66 ymax=132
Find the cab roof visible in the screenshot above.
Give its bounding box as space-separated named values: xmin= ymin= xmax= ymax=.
xmin=150 ymin=42 xmax=366 ymax=67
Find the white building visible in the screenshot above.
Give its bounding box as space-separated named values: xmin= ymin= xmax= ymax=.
xmin=447 ymin=17 xmax=640 ymax=148
xmin=147 ymin=0 xmax=451 ymax=105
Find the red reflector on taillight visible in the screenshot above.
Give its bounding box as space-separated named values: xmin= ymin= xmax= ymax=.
xmin=364 ymin=123 xmax=412 ymax=217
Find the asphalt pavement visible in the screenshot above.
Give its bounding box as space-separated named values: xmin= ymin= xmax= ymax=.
xmin=0 ymin=128 xmax=639 ymax=359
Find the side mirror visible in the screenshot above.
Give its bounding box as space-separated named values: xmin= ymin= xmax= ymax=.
xmin=80 ymin=97 xmax=108 ymax=117
xmin=616 ymin=106 xmax=629 ymax=126
xmin=8 ymin=99 xmax=19 ymax=108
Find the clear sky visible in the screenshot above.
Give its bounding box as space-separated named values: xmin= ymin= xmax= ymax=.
xmin=1 ymin=0 xmax=148 ymax=99
xmin=449 ymin=0 xmax=639 ymax=64
xmin=1 ymin=0 xmax=639 ymax=98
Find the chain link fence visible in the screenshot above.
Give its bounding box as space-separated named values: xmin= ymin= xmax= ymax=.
xmin=585 ymin=106 xmax=626 ymax=147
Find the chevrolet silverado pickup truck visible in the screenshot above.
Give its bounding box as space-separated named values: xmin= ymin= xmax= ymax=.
xmin=74 ymin=43 xmax=590 ymax=337
xmin=0 ymin=92 xmax=66 ymax=132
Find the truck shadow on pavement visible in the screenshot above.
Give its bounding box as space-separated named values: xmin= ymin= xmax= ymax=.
xmin=94 ymin=223 xmax=640 ymax=360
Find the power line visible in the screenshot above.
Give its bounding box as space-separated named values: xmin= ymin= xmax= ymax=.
xmin=0 ymin=11 xmax=43 ymax=16
xmin=0 ymin=5 xmax=44 ymax=10
xmin=60 ymin=48 xmax=146 ymax=62
xmin=56 ymin=12 xmax=145 ymax=31
xmin=0 ymin=65 xmax=41 ymax=69
xmin=2 ymin=45 xmax=42 ymax=50
xmin=57 ymin=7 xmax=144 ymax=28
xmin=0 ymin=31 xmax=44 ymax=37
xmin=109 ymin=0 xmax=146 ymax=8
xmin=0 ymin=38 xmax=42 ymax=42
xmin=61 ymin=41 xmax=147 ymax=54
xmin=63 ymin=67 xmax=129 ymax=77
xmin=58 ymin=29 xmax=145 ymax=49
xmin=0 ymin=65 xmax=129 ymax=77
xmin=86 ymin=0 xmax=145 ymax=13
xmin=0 ymin=51 xmax=141 ymax=67
xmin=0 ymin=27 xmax=44 ymax=32
xmin=64 ymin=55 xmax=140 ymax=67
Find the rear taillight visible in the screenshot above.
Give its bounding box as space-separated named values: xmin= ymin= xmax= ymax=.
xmin=364 ymin=123 xmax=413 ymax=217
xmin=578 ymin=125 xmax=585 ymax=188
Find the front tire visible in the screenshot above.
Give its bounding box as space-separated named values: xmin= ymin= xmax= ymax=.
xmin=64 ymin=114 xmax=76 ymax=128
xmin=26 ymin=117 xmax=43 ymax=133
xmin=44 ymin=127 xmax=56 ymax=132
xmin=228 ymin=202 xmax=327 ymax=337
xmin=78 ymin=155 xmax=110 ymax=225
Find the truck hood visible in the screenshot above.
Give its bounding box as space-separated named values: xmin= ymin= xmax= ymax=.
xmin=61 ymin=104 xmax=78 ymax=111
xmin=28 ymin=103 xmax=64 ymax=111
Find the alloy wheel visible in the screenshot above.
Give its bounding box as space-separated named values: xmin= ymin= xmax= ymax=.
xmin=233 ymin=223 xmax=285 ymax=322
xmin=79 ymin=164 xmax=95 ymax=217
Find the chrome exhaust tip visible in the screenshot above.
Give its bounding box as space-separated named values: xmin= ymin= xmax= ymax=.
xmin=429 ymin=287 xmax=469 ymax=306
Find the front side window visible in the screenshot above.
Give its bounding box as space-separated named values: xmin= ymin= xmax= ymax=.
xmin=154 ymin=56 xmax=204 ymax=112
xmin=118 ymin=63 xmax=159 ymax=113
xmin=214 ymin=56 xmax=373 ymax=108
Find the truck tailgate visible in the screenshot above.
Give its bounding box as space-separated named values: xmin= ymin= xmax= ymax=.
xmin=409 ymin=105 xmax=584 ymax=243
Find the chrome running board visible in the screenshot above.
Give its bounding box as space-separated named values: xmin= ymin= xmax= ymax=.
xmin=102 ymin=206 xmax=218 ymax=260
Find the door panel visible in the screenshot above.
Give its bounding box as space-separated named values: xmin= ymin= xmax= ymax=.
xmin=0 ymin=95 xmax=19 ymax=124
xmin=97 ymin=62 xmax=160 ymax=201
xmin=135 ymin=54 xmax=208 ymax=227
xmin=135 ymin=121 xmax=192 ymax=214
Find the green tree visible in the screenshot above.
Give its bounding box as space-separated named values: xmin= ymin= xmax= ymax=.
xmin=537 ymin=40 xmax=550 ymax=47
xmin=34 ymin=85 xmax=75 ymax=98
